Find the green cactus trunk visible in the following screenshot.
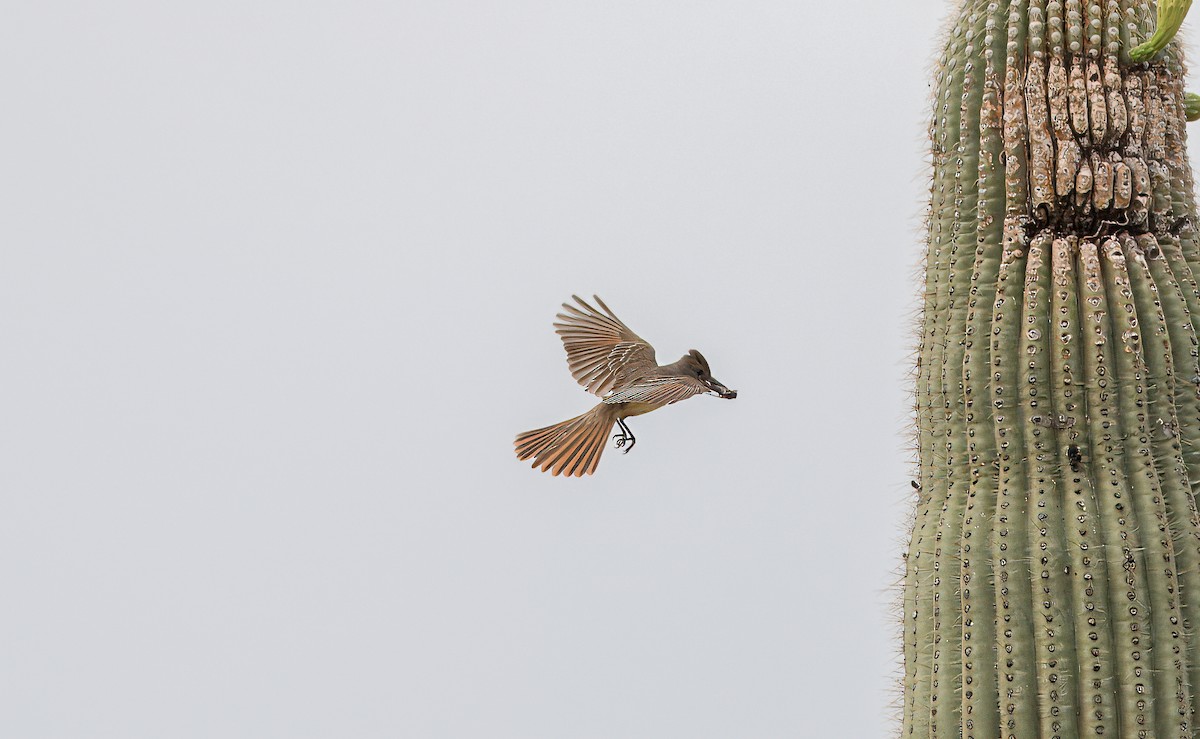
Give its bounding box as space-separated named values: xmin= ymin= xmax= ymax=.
xmin=905 ymin=1 xmax=1200 ymax=737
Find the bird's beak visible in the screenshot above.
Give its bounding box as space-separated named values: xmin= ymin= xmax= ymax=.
xmin=705 ymin=377 xmax=737 ymax=399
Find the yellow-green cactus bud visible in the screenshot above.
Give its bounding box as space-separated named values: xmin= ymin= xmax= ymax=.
xmin=1186 ymin=91 xmax=1200 ymax=120
xmin=1130 ymin=0 xmax=1192 ymax=60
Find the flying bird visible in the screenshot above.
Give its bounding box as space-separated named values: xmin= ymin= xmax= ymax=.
xmin=515 ymin=295 xmax=737 ymax=477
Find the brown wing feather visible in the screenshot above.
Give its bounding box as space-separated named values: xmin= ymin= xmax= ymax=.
xmin=554 ymin=295 xmax=657 ymax=397
xmin=601 ymin=376 xmax=708 ymax=406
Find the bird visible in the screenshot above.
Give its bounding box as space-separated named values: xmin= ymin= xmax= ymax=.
xmin=515 ymin=295 xmax=737 ymax=477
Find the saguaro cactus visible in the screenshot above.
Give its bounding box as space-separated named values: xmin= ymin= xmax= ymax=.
xmin=905 ymin=1 xmax=1200 ymax=736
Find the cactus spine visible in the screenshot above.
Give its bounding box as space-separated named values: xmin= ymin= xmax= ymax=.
xmin=906 ymin=1 xmax=1200 ymax=736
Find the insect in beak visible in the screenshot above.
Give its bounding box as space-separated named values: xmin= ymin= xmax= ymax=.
xmin=705 ymin=377 xmax=737 ymax=399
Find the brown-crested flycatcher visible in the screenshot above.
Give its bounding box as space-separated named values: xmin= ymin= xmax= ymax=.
xmin=515 ymin=295 xmax=737 ymax=476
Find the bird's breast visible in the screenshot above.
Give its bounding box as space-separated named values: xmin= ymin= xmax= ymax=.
xmin=615 ymin=401 xmax=665 ymax=418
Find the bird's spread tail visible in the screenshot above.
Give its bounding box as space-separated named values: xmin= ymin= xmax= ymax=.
xmin=514 ymin=404 xmax=616 ymax=477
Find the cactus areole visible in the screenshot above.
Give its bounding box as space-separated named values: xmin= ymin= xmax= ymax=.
xmin=904 ymin=1 xmax=1200 ymax=736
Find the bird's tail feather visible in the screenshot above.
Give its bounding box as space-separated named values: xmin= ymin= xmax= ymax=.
xmin=514 ymin=404 xmax=616 ymax=477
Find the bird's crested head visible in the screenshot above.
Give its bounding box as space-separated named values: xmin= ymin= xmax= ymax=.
xmin=680 ymin=349 xmax=736 ymax=399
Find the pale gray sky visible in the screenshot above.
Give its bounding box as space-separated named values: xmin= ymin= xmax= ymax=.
xmin=6 ymin=1 xmax=1163 ymax=737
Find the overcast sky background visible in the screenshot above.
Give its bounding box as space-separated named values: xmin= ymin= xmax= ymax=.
xmin=9 ymin=2 xmax=1197 ymax=738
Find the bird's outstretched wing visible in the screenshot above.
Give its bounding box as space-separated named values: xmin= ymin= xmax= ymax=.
xmin=600 ymin=375 xmax=709 ymax=406
xmin=554 ymin=295 xmax=658 ymax=397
